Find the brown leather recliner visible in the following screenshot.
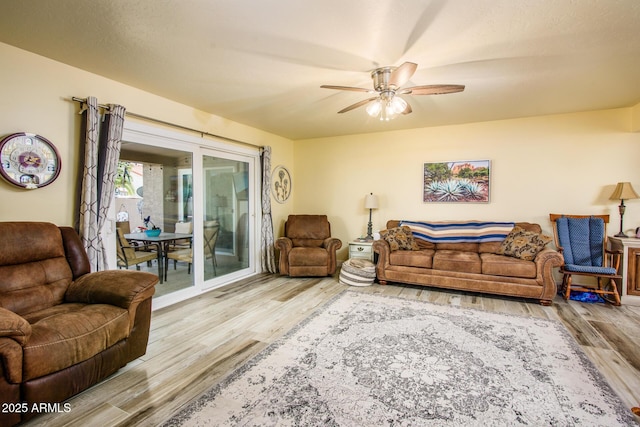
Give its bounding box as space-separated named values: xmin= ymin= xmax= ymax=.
xmin=275 ymin=215 xmax=342 ymax=276
xmin=0 ymin=222 xmax=158 ymax=426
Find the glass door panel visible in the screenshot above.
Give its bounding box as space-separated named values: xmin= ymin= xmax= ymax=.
xmin=118 ymin=144 xmax=194 ymax=297
xmin=202 ymin=154 xmax=250 ymax=281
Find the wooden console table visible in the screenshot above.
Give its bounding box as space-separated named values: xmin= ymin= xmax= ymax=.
xmin=608 ymin=236 xmax=640 ymax=305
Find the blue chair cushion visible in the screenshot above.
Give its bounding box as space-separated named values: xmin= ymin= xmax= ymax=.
xmin=563 ymin=264 xmax=617 ymax=275
xmin=556 ymin=216 xmax=605 ymax=267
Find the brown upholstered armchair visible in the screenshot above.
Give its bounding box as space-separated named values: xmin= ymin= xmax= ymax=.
xmin=275 ymin=215 xmax=342 ymax=276
xmin=0 ymin=222 xmax=158 ymax=426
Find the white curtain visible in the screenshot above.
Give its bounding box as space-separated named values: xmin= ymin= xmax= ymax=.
xmin=78 ymin=97 xmax=126 ymax=271
xmin=261 ymin=146 xmax=277 ymax=273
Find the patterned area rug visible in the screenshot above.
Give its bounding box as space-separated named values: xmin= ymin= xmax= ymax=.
xmin=164 ymin=291 xmax=637 ymax=426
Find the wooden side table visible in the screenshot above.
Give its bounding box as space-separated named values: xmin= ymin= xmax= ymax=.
xmin=348 ymin=240 xmax=374 ymax=262
xmin=608 ymin=236 xmax=640 ymax=306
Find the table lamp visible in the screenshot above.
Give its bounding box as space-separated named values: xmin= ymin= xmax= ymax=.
xmin=364 ymin=193 xmax=379 ymax=241
xmin=609 ymin=182 xmax=639 ymax=237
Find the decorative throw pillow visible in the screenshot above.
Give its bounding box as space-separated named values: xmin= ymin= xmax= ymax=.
xmin=379 ymin=226 xmax=420 ymax=251
xmin=497 ymin=226 xmax=552 ymax=261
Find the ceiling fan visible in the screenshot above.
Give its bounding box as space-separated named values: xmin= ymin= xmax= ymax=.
xmin=321 ymin=62 xmax=464 ymax=121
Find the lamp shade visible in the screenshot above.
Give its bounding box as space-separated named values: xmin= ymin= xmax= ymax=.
xmin=610 ymin=182 xmax=639 ymax=200
xmin=364 ymin=193 xmax=379 ymax=209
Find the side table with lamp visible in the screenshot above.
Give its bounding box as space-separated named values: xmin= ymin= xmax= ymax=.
xmin=347 ymin=193 xmax=379 ymax=263
xmin=610 ymin=181 xmax=639 ymax=237
xmin=607 ymin=181 xmax=640 ymax=305
xmin=341 ymin=193 xmax=380 ymax=286
xmin=364 ymin=192 xmax=378 ymax=241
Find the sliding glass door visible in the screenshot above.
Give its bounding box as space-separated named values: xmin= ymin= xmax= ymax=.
xmin=118 ymin=121 xmax=259 ymax=308
xmin=201 ymin=151 xmax=252 ymax=286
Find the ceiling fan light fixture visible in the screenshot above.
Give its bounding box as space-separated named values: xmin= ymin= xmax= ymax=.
xmin=321 ymin=61 xmax=464 ymax=120
xmin=390 ymin=96 xmax=407 ymax=114
xmin=366 ymin=99 xmax=383 ymax=117
xmin=382 ymin=102 xmax=398 ymax=121
xmin=367 ymin=95 xmax=405 ymax=121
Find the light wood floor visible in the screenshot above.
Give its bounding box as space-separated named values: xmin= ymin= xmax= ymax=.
xmin=25 ymin=274 xmax=640 ymax=426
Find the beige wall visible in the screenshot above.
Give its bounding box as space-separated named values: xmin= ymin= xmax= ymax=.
xmin=294 ymin=109 xmax=640 ymax=260
xmin=0 ymin=42 xmax=294 ymax=227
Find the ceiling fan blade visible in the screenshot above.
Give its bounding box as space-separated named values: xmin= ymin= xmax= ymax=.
xmin=401 ymin=101 xmax=412 ymax=115
xmin=321 ymin=85 xmax=373 ymax=93
xmin=338 ymin=97 xmax=379 ymax=114
xmin=388 ymin=62 xmax=418 ymax=88
xmin=403 ymin=0 xmax=446 ymax=55
xmin=400 ymin=84 xmax=465 ymax=95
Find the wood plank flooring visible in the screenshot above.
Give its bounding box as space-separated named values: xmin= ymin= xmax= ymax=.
xmin=24 ymin=274 xmax=640 ymax=426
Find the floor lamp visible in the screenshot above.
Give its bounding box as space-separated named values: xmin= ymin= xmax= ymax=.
xmin=364 ymin=193 xmax=379 ymax=241
xmin=609 ymin=182 xmax=639 ymax=237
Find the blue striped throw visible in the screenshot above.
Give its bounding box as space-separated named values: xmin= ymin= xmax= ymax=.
xmin=400 ymin=220 xmax=515 ymax=243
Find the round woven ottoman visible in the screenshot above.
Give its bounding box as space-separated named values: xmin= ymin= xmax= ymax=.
xmin=339 ymin=258 xmax=376 ymax=286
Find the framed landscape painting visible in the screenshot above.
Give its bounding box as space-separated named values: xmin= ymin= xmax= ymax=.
xmin=423 ymin=160 xmax=490 ymax=203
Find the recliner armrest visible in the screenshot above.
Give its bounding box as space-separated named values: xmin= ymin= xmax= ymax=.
xmin=65 ymin=270 xmax=158 ymax=309
xmin=0 ymin=307 xmax=31 ymax=346
xmin=0 ymin=337 xmax=24 ymax=384
xmin=275 ymin=237 xmax=293 ymax=253
xmin=322 ymin=237 xmax=342 ymax=252
xmin=275 ymin=237 xmax=293 ymax=275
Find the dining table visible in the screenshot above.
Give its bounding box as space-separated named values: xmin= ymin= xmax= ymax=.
xmin=124 ymin=232 xmax=193 ymax=282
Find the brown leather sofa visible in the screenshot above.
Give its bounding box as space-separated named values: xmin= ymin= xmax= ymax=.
xmin=0 ymin=222 xmax=158 ymax=426
xmin=373 ymin=220 xmax=563 ymax=305
xmin=275 ymin=215 xmax=342 ymax=276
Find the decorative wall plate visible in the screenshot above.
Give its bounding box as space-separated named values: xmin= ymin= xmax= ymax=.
xmin=271 ymin=165 xmax=291 ymax=203
xmin=0 ymin=132 xmax=61 ymax=189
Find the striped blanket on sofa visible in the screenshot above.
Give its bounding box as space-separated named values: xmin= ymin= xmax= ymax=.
xmin=400 ymin=220 xmax=515 ymax=243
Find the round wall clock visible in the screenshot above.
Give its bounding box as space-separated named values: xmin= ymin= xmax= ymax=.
xmin=0 ymin=132 xmax=61 ymax=189
xmin=271 ymin=165 xmax=291 ymax=203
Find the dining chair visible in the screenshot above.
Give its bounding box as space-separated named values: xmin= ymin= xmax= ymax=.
xmin=165 ymin=247 xmax=193 ymax=280
xmin=170 ymin=221 xmax=193 ymax=251
xmin=203 ymin=221 xmax=220 ymax=275
xmin=165 ymin=221 xmax=220 ymax=280
xmin=116 ymin=228 xmax=162 ymax=282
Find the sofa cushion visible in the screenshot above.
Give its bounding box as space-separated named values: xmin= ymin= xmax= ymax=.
xmin=480 ymin=253 xmax=537 ymax=278
xmin=390 ymin=249 xmax=435 ymax=268
xmin=497 ymin=226 xmax=552 ymax=261
xmin=0 ymin=222 xmax=74 ymax=317
xmin=286 ymin=215 xmax=330 ymax=240
xmin=291 ymin=238 xmax=325 ymax=248
xmin=479 ymin=241 xmax=502 ymax=253
xmin=435 ymin=242 xmax=480 ymax=252
xmin=415 ymin=239 xmax=436 ymax=250
xmin=289 ymin=247 xmax=329 ymax=266
xmin=0 ymin=260 xmax=72 ymax=317
xmin=433 ymin=250 xmax=482 ymax=274
xmin=380 ymin=226 xmax=419 ymax=251
xmin=479 ymin=223 xmax=541 ymax=253
xmin=386 ymin=220 xmax=437 ymax=248
xmin=21 ymin=303 xmax=129 ymax=381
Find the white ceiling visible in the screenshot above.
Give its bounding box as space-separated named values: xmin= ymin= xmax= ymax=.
xmin=1 ymin=0 xmax=639 ymax=140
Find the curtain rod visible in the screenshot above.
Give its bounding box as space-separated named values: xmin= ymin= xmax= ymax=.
xmin=70 ymin=96 xmax=261 ymax=149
